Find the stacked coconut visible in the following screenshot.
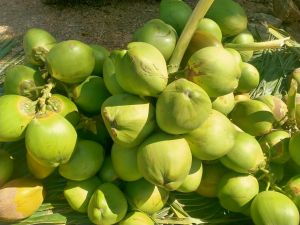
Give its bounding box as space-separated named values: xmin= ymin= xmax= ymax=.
xmin=0 ymin=1 xmax=300 ymax=225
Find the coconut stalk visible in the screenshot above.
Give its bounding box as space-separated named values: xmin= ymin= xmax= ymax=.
xmin=225 ymin=38 xmax=290 ymax=51
xmin=268 ymin=26 xmax=300 ymax=57
xmin=167 ymin=0 xmax=214 ymax=74
xmin=35 ymin=80 xmax=55 ymax=114
xmin=286 ymin=70 xmax=299 ymax=132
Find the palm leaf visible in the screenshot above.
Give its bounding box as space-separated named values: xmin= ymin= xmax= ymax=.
xmin=250 ymin=27 xmax=300 ymax=98
xmin=0 ymin=37 xmax=24 ymax=84
xmin=156 ymin=192 xmax=252 ymax=225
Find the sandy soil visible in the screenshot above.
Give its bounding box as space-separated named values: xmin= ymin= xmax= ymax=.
xmin=0 ymin=0 xmax=161 ymax=50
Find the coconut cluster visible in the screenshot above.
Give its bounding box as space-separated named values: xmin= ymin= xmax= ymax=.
xmin=0 ymin=0 xmax=300 ymax=225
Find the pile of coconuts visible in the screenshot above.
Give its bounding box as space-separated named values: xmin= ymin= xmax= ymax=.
xmin=0 ymin=0 xmax=300 ymax=225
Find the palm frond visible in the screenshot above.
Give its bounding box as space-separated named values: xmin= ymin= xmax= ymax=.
xmin=168 ymin=192 xmax=251 ymax=225
xmin=0 ymin=37 xmax=24 ymax=84
xmin=250 ymin=27 xmax=300 ymax=98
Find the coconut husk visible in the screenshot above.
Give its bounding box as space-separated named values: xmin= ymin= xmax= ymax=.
xmin=273 ymin=0 xmax=300 ymax=22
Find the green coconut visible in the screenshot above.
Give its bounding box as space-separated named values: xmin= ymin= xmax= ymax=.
xmin=1 ymin=142 xmax=29 ymax=179
xmin=90 ymin=44 xmax=109 ymax=76
xmin=211 ymin=92 xmax=235 ymax=116
xmin=4 ymin=65 xmax=45 ymax=100
xmin=206 ymin=0 xmax=248 ymax=37
xmin=26 ymin=152 xmax=56 ymax=179
xmin=46 ymin=40 xmax=95 ymax=84
xmin=159 ymin=0 xmax=192 ymax=35
xmin=72 ymin=76 xmax=111 ymax=115
xmin=185 ymin=110 xmax=236 ymax=160
xmin=220 ymin=131 xmax=266 ymax=173
xmin=124 ymin=178 xmax=169 ymax=214
xmin=103 ymin=50 xmax=126 ymax=95
xmin=133 ymin=19 xmax=177 ymax=61
xmin=293 ymin=94 xmax=300 ymax=129
xmin=23 ymin=28 xmax=56 ymax=65
xmin=231 ymin=30 xmax=255 ymax=62
xmin=59 ymin=139 xmax=105 ymax=181
xmin=88 ymin=183 xmax=128 ymax=225
xmin=230 ymin=99 xmax=275 ymax=136
xmin=177 ymin=157 xmax=203 ymax=193
xmin=197 ymin=18 xmax=222 ymax=42
xmin=63 ymin=176 xmax=101 ymax=213
xmin=98 ymin=156 xmax=118 ymax=183
xmin=217 ymin=172 xmax=259 ymax=213
xmin=25 ymin=111 xmax=77 ymax=167
xmin=137 ymin=132 xmax=192 ymax=191
xmin=101 ymin=94 xmax=156 ymax=148
xmin=259 ymin=130 xmax=290 ymax=164
xmin=289 ymin=131 xmax=300 ymax=166
xmin=111 ymin=143 xmax=142 ymax=182
xmin=46 ymin=94 xmax=80 ymax=126
xmin=115 ymin=42 xmax=168 ymax=97
xmin=226 ymin=48 xmax=243 ymax=66
xmin=285 ymin=175 xmax=300 ymax=211
xmin=156 ymin=78 xmax=212 ymax=134
xmin=257 ymin=95 xmax=288 ymax=126
xmin=196 ymin=162 xmax=228 ymax=198
xmin=236 ymin=62 xmax=260 ymax=94
xmin=119 ymin=211 xmax=154 ymax=225
xmin=0 ymin=95 xmax=35 ymax=142
xmin=186 ymin=46 xmax=241 ymax=97
xmin=0 ymin=150 xmax=13 ymax=187
xmin=251 ymin=191 xmax=299 ymax=225
xmin=182 ymin=31 xmax=222 ymax=67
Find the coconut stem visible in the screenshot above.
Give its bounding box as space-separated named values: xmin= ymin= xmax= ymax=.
xmin=224 ymin=38 xmax=290 ymax=51
xmin=167 ymin=0 xmax=215 ymax=74
xmin=265 ymin=181 xmax=271 ymax=191
xmin=36 ymin=80 xmax=55 ymax=114
xmin=260 ymin=168 xmax=270 ymax=175
xmin=286 ymin=75 xmax=298 ymax=132
xmin=22 ymin=86 xmax=47 ymax=100
xmin=272 ymin=185 xmax=286 ymax=194
xmin=269 ymin=26 xmax=300 ymax=57
xmin=33 ymin=46 xmax=50 ymax=64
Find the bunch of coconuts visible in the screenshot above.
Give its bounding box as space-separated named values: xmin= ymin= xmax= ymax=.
xmin=1 ymin=1 xmax=300 ymax=225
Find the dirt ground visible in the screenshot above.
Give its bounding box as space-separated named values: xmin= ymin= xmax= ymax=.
xmin=0 ymin=0 xmax=161 ymax=50
xmin=0 ymin=0 xmax=299 ymax=50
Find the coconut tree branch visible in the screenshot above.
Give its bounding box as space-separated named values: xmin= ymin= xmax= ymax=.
xmin=168 ymin=0 xmax=215 ymax=74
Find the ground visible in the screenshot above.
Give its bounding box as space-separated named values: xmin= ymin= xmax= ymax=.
xmin=0 ymin=0 xmax=161 ymax=50
xmin=0 ymin=0 xmax=299 ymax=50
